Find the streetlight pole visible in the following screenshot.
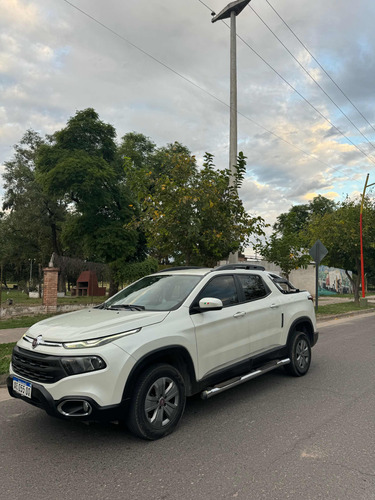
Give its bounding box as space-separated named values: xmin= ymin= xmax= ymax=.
xmin=229 ymin=9 xmax=238 ymax=187
xmin=212 ymin=0 xmax=251 ymax=263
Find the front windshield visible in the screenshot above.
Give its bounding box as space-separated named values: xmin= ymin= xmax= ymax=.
xmin=104 ymin=274 xmax=203 ymax=311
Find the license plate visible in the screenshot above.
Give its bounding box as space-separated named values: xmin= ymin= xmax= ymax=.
xmin=13 ymin=377 xmax=32 ymax=399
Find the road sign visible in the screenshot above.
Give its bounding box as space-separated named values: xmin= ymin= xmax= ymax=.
xmin=309 ymin=239 xmax=328 ymax=265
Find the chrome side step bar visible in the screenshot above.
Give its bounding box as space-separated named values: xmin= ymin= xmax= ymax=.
xmin=200 ymin=358 xmax=291 ymax=400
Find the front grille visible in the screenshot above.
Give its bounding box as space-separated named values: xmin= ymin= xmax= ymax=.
xmin=12 ymin=346 xmax=68 ymax=384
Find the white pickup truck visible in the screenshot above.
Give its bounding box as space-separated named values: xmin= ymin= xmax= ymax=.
xmin=8 ymin=264 xmax=318 ymax=440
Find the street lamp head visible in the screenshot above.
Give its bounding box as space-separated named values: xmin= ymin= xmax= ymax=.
xmin=211 ymin=0 xmax=251 ymax=23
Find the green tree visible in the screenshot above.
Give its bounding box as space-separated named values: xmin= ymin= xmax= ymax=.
xmin=1 ymin=130 xmax=66 ymax=286
xmin=274 ymin=195 xmax=336 ymax=236
xmin=255 ymin=233 xmax=311 ymax=280
xmin=150 ymin=142 xmax=194 ymax=180
xmin=306 ymin=196 xmax=375 ymax=303
xmin=126 ymin=151 xmax=265 ymax=266
xmin=118 ymin=132 xmax=156 ymax=171
xmin=256 ymin=196 xmax=336 ymax=278
xmin=36 ymin=109 xmax=144 ymax=294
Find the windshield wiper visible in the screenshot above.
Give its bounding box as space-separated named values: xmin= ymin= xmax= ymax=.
xmin=107 ymin=304 xmax=145 ymax=311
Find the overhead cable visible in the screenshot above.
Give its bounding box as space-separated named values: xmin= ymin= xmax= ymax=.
xmin=265 ymin=0 xmax=375 ymax=137
xmin=198 ymin=0 xmax=375 ymax=167
xmin=248 ymin=4 xmax=375 ymax=150
xmin=61 ymin=0 xmax=337 ymax=172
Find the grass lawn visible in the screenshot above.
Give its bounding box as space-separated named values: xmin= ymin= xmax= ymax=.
xmin=0 ymin=342 xmax=15 ymax=376
xmin=0 ymin=314 xmax=58 ymax=330
xmin=316 ymin=301 xmax=375 ymax=316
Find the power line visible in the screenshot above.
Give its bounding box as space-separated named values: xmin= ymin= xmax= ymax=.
xmin=265 ymin=0 xmax=375 ymax=137
xmin=197 ymin=0 xmax=375 ymax=168
xmin=197 ymin=0 xmax=214 ymax=13
xmin=228 ymin=24 xmax=375 ymax=166
xmin=61 ymin=0 xmax=338 ymax=172
xmin=248 ymin=4 xmax=375 ymax=151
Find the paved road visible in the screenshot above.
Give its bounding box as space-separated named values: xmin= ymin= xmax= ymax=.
xmin=0 ymin=313 xmax=374 ymax=500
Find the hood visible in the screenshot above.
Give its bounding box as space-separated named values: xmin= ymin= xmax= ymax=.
xmin=26 ymin=308 xmax=169 ymax=342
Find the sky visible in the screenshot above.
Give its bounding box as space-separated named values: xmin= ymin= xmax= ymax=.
xmin=1 ymin=0 xmax=375 ymax=243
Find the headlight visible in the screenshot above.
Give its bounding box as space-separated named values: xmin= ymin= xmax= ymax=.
xmin=62 ymin=328 xmax=141 ymax=349
xmin=61 ymin=356 xmax=106 ymax=376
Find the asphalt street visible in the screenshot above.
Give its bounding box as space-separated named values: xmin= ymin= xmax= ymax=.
xmin=0 ymin=313 xmax=374 ymax=500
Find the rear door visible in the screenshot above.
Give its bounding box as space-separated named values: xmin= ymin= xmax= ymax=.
xmin=236 ymin=273 xmax=284 ymax=356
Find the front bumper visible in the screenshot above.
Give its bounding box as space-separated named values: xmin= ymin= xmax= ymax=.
xmin=7 ymin=375 xmax=130 ymax=421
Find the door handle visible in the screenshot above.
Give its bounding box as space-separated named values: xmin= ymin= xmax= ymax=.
xmin=233 ymin=311 xmax=246 ymax=318
xmin=270 ymin=304 xmax=279 ymax=309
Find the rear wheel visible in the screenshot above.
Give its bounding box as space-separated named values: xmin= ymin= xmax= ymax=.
xmin=285 ymin=331 xmax=311 ymax=377
xmin=127 ymin=363 xmax=186 ymax=440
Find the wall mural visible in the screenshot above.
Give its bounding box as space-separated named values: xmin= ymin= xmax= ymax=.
xmin=318 ymin=265 xmax=353 ymax=295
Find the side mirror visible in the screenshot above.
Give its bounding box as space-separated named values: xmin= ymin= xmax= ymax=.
xmin=198 ymin=297 xmax=223 ymax=311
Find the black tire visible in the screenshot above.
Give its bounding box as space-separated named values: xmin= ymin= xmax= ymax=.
xmin=285 ymin=331 xmax=311 ymax=377
xmin=127 ymin=363 xmax=186 ymax=440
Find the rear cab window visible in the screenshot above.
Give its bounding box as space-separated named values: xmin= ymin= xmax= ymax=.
xmin=236 ymin=274 xmax=270 ymax=301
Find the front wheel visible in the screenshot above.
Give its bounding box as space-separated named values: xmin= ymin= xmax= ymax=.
xmin=285 ymin=331 xmax=311 ymax=377
xmin=127 ymin=363 xmax=186 ymax=440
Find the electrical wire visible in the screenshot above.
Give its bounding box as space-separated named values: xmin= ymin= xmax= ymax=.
xmin=265 ymin=0 xmax=375 ymax=137
xmin=61 ymin=0 xmax=338 ymax=172
xmin=197 ymin=0 xmax=375 ymax=168
xmin=225 ymin=22 xmax=375 ymax=166
xmin=248 ymin=4 xmax=375 ymax=151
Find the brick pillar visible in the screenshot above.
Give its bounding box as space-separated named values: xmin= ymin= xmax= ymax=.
xmin=43 ymin=267 xmax=59 ymax=313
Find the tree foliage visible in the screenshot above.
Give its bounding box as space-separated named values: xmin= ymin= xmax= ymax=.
xmin=1 ymin=130 xmax=66 ymax=283
xmin=256 ymin=196 xmax=335 ymax=278
xmin=273 ymin=195 xmax=336 ymax=237
xmin=36 ymin=109 xmax=144 ymax=283
xmin=306 ymin=196 xmax=375 ymax=302
xmin=126 ymin=150 xmax=266 ymax=266
xmin=255 ymin=233 xmax=311 ymax=280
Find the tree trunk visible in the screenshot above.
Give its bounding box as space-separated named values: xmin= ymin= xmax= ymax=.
xmin=38 ymin=263 xmax=43 ymax=298
xmin=345 ymin=268 xmax=361 ymax=304
xmin=58 ymin=272 xmax=66 ymax=294
xmin=108 ymin=278 xmax=119 ymax=297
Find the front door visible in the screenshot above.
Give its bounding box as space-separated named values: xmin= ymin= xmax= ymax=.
xmin=190 ymin=275 xmax=251 ymax=380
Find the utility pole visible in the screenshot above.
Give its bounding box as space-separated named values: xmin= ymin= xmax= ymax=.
xmin=212 ymin=0 xmax=251 ymax=264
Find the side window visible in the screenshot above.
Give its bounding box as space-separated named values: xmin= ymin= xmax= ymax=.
xmin=197 ymin=275 xmax=238 ymax=307
xmin=237 ymin=274 xmax=269 ymax=301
